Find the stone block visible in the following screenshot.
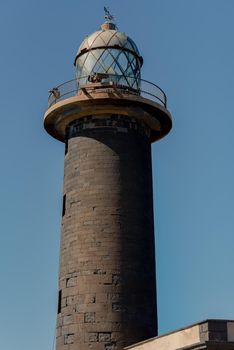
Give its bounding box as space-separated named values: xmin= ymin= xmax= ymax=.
xmin=111 ymin=331 xmax=123 ymax=342
xmin=56 ymin=327 xmax=61 ymax=338
xmin=56 ymin=336 xmax=64 ymax=346
xmin=112 ymin=274 xmax=121 ymax=285
xmin=84 ymin=293 xmax=96 ymax=304
xmin=85 ymin=332 xmax=98 ymax=342
xmin=98 ymin=333 xmax=111 ymax=342
xmin=66 ymin=277 xmax=78 ymax=287
xmin=84 ymin=312 xmax=95 ymax=323
xmin=75 ymin=303 xmax=86 ymax=313
xmin=73 ymin=313 xmax=84 ymax=324
xmin=62 ymin=326 xmax=69 ymax=335
xmin=62 ymin=305 xmax=75 ymax=315
xmin=66 ymin=296 xmax=75 ymax=305
xmin=61 ymin=297 xmax=67 ymax=307
xmin=96 ymin=293 xmax=108 ymax=303
xmin=112 ymin=303 xmax=125 ymax=312
xmin=110 ymin=294 xmax=121 ymax=302
xmin=96 ymin=311 xmax=121 ymax=323
xmin=63 ymin=315 xmax=73 ymax=325
xmin=57 ymin=345 xmax=69 ymax=350
xmin=105 ymin=342 xmax=116 ymax=350
xmin=64 ymin=333 xmax=75 ymax=345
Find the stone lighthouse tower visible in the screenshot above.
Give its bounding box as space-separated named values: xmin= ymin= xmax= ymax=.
xmin=44 ymin=12 xmax=172 ymax=350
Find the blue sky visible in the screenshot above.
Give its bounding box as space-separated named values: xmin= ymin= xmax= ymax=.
xmin=0 ymin=1 xmax=234 ymax=349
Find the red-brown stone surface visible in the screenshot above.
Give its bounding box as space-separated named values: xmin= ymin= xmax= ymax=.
xmin=56 ymin=115 xmax=157 ymax=350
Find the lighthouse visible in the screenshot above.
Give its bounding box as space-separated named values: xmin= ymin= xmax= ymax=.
xmin=44 ymin=12 xmax=172 ymax=350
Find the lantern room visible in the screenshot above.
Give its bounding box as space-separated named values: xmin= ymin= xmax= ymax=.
xmin=74 ymin=21 xmax=143 ymax=90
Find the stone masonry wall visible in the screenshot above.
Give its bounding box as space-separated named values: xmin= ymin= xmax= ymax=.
xmin=56 ymin=115 xmax=157 ymax=350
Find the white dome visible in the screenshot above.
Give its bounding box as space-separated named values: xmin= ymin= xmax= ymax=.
xmin=74 ymin=22 xmax=142 ymax=64
xmin=78 ymin=30 xmax=140 ymax=56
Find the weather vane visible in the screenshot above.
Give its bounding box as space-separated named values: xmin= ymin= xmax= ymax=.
xmin=104 ymin=6 xmax=115 ymax=22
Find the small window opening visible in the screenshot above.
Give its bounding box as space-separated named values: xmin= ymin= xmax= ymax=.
xmin=62 ymin=194 xmax=66 ymax=216
xmin=57 ymin=290 xmax=62 ymax=314
xmin=65 ymin=139 xmax=68 ymax=155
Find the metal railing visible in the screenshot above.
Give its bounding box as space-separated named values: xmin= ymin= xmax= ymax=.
xmin=48 ymin=75 xmax=167 ymax=108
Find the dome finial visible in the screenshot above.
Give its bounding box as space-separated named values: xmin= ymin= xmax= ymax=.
xmin=102 ymin=6 xmax=117 ymax=30
xmin=104 ymin=6 xmax=115 ymax=22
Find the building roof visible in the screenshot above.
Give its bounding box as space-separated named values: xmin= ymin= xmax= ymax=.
xmin=125 ymin=319 xmax=234 ymax=350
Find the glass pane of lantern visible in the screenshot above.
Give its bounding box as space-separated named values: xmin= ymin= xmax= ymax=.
xmin=76 ymin=53 xmax=89 ymax=78
xmin=83 ymin=52 xmax=98 ymax=74
xmin=91 ymin=61 xmax=101 ymax=73
xmin=128 ymin=37 xmax=140 ymax=55
xmin=109 ymin=49 xmax=120 ymax=59
xmin=117 ymin=52 xmax=129 ymax=71
xmin=102 ymin=50 xmax=115 ymax=70
xmin=78 ymin=52 xmax=88 ymax=65
xmin=91 ymin=49 xmax=104 ymax=61
xmin=91 ymin=51 xmax=106 ymax=71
